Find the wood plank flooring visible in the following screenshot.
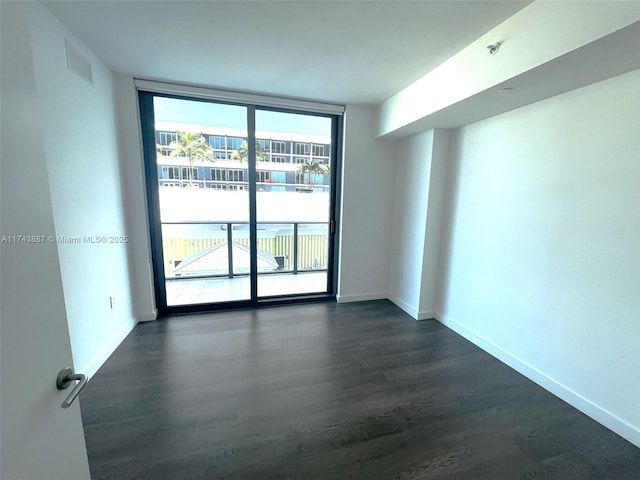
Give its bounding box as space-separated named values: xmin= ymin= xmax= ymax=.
xmin=80 ymin=300 xmax=640 ymax=479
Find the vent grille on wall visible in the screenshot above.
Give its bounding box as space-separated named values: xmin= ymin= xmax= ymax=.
xmin=65 ymin=40 xmax=93 ymax=85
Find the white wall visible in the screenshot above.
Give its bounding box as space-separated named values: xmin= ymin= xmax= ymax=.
xmin=419 ymin=129 xmax=450 ymax=317
xmin=29 ymin=3 xmax=136 ymax=378
xmin=337 ymin=105 xmax=396 ymax=302
xmin=113 ymin=74 xmax=157 ymax=321
xmin=387 ymin=131 xmax=432 ymax=316
xmin=387 ymin=129 xmax=450 ymax=320
xmin=439 ymin=69 xmax=640 ymax=446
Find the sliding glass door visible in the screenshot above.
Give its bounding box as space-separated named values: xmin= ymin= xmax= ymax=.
xmin=255 ymin=110 xmax=333 ymax=297
xmin=151 ymin=96 xmax=251 ymax=306
xmin=139 ymin=92 xmax=340 ymax=312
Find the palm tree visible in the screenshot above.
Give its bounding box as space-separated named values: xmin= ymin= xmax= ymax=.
xmin=297 ymin=159 xmax=329 ymax=190
xmin=167 ymin=132 xmax=214 ymax=185
xmin=230 ymin=140 xmax=267 ymax=163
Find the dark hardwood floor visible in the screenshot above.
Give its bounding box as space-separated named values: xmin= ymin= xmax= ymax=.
xmin=80 ymin=300 xmax=640 ymax=479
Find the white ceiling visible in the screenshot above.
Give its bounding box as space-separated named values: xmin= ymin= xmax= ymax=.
xmin=42 ymin=0 xmax=530 ymax=105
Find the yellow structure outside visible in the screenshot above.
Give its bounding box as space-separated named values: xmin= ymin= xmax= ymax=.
xmin=163 ymin=234 xmax=328 ymax=277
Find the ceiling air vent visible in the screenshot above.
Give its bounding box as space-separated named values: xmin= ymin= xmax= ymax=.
xmin=65 ymin=40 xmax=93 ymax=85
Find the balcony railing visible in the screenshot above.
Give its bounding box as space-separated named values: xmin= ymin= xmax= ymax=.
xmin=161 ymin=221 xmax=329 ymax=281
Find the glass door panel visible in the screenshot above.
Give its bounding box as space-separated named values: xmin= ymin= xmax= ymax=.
xmin=142 ymin=90 xmax=339 ymax=311
xmin=153 ymin=96 xmax=250 ymax=306
xmin=255 ymin=110 xmax=332 ymax=297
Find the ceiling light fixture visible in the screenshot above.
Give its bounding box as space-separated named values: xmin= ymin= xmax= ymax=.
xmin=487 ymin=42 xmax=501 ymax=55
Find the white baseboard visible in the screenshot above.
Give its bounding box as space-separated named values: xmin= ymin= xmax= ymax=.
xmin=81 ymin=319 xmax=136 ymax=380
xmin=388 ymin=294 xmax=419 ymax=319
xmin=137 ymin=308 xmax=158 ymax=322
xmin=436 ymin=312 xmax=640 ymax=449
xmin=336 ymin=292 xmax=387 ymax=303
xmin=387 ymin=295 xmax=436 ymax=321
xmin=417 ymin=310 xmax=437 ymax=321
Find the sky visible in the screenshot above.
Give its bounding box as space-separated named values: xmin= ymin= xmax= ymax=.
xmin=154 ymin=97 xmax=331 ymax=136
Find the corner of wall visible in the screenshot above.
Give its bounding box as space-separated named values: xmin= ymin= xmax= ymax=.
xmin=436 ymin=311 xmax=640 ymax=448
xmin=435 ymin=72 xmax=640 ymax=447
xmin=388 ymin=294 xmax=419 ymax=320
xmin=137 ymin=308 xmax=158 ymax=322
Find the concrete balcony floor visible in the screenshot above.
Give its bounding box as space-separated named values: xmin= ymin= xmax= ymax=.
xmin=166 ymin=271 xmax=328 ymax=306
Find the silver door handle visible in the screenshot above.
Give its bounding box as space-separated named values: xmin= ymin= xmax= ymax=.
xmin=56 ymin=367 xmax=87 ymax=409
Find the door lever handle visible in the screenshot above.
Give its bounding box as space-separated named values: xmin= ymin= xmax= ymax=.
xmin=56 ymin=367 xmax=87 ymax=409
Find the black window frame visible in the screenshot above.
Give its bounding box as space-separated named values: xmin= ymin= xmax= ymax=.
xmin=139 ymin=91 xmax=343 ymax=315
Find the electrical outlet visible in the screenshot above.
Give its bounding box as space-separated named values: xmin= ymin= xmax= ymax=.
xmin=109 ymin=295 xmax=116 ymax=309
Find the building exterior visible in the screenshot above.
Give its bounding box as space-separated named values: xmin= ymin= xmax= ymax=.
xmin=154 ymin=122 xmax=332 ymax=192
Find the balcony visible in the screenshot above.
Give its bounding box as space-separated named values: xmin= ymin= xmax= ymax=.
xmin=166 ymin=271 xmax=327 ymax=305
xmin=161 ymin=221 xmax=330 ymax=305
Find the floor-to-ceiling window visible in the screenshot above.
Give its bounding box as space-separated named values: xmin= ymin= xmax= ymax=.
xmin=139 ymin=88 xmax=342 ymax=313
